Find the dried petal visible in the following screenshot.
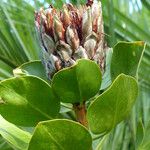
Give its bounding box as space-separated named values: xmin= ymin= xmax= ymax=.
xmin=35 ymin=0 xmax=106 ymax=77
xmin=56 ymin=40 xmax=72 ymax=56
xmin=66 ymin=3 xmax=76 ymax=12
xmin=96 ymin=2 xmax=104 ymax=38
xmin=82 ymin=7 xmax=92 ymax=40
xmin=95 ymin=40 xmax=104 ymax=54
xmin=66 ymin=26 xmax=80 ymax=51
xmin=35 ymin=11 xmax=41 ymax=30
xmin=42 ymin=51 xmax=56 ymax=79
xmin=93 ymin=40 xmax=106 ymax=73
xmin=64 ymin=58 xmax=76 ymax=67
xmin=56 ymin=40 xmax=73 ymax=62
xmin=86 ymin=0 xmax=93 ymax=7
xmin=73 ymin=46 xmax=88 ymax=60
xmin=46 ymin=8 xmax=53 ymax=29
xmin=55 ymin=60 xmax=62 ymax=71
xmin=91 ymin=1 xmax=100 ymax=33
xmin=84 ymin=32 xmax=98 ymax=58
xmin=42 ymin=33 xmax=55 ymax=54
xmin=40 ymin=7 xmax=46 ymax=21
xmin=53 ymin=16 xmax=65 ymax=42
xmin=61 ymin=5 xmax=71 ymax=27
xmin=70 ymin=10 xmax=82 ymax=41
xmin=58 ymin=50 xmax=71 ymax=62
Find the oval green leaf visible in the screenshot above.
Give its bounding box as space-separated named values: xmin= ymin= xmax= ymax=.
xmin=13 ymin=60 xmax=49 ymax=82
xmin=28 ymin=119 xmax=92 ymax=150
xmin=0 ymin=76 xmax=60 ymax=126
xmin=0 ymin=115 xmax=31 ymax=150
xmin=87 ymin=74 xmax=138 ymax=134
xmin=52 ymin=59 xmax=102 ymax=103
xmin=111 ymin=41 xmax=145 ymax=80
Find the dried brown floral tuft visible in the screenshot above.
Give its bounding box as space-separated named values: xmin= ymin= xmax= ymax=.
xmin=35 ymin=0 xmax=107 ymax=79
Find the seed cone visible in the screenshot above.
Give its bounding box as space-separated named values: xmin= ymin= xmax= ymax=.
xmin=35 ymin=0 xmax=107 ymax=79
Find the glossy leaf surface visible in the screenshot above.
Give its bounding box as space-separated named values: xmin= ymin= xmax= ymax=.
xmin=111 ymin=41 xmax=145 ymax=80
xmin=52 ymin=59 xmax=102 ymax=103
xmin=0 ymin=76 xmax=60 ymax=126
xmin=87 ymin=74 xmax=138 ymax=134
xmin=15 ymin=60 xmax=48 ymax=82
xmin=28 ymin=119 xmax=92 ymax=150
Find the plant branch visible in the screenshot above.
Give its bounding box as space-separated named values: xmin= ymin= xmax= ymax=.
xmin=73 ymin=101 xmax=88 ymax=128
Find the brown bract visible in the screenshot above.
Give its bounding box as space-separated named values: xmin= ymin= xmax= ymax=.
xmin=35 ymin=0 xmax=107 ymax=79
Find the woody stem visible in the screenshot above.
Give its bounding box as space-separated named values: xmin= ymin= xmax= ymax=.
xmin=73 ymin=101 xmax=88 ymax=128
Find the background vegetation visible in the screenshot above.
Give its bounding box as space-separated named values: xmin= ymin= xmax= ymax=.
xmin=0 ymin=0 xmax=150 ymax=149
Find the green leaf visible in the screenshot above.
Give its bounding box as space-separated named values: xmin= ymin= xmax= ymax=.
xmin=0 ymin=1 xmax=40 ymax=65
xmin=0 ymin=60 xmax=13 ymax=81
xmin=111 ymin=41 xmax=145 ymax=80
xmin=13 ymin=60 xmax=48 ymax=82
xmin=136 ymin=120 xmax=145 ymax=148
xmin=52 ymin=59 xmax=102 ymax=103
xmin=0 ymin=76 xmax=60 ymax=126
xmin=95 ymin=135 xmax=109 ymax=150
xmin=138 ymin=121 xmax=150 ymax=150
xmin=28 ymin=119 xmax=92 ymax=150
xmin=87 ymin=74 xmax=138 ymax=134
xmin=0 ymin=136 xmax=14 ymax=150
xmin=0 ymin=115 xmax=31 ymax=150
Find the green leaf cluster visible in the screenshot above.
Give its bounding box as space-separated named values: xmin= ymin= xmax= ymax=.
xmin=0 ymin=0 xmax=149 ymax=149
xmin=0 ymin=41 xmax=145 ymax=149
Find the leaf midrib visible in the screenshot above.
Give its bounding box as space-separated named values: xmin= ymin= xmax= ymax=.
xmin=42 ymin=125 xmax=65 ymax=150
xmin=1 ymin=84 xmax=52 ymax=120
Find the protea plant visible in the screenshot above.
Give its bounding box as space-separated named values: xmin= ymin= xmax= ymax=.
xmin=35 ymin=0 xmax=107 ymax=79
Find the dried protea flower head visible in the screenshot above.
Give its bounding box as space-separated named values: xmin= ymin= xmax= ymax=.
xmin=35 ymin=0 xmax=106 ymax=79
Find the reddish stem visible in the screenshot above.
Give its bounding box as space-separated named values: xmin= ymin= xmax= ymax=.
xmin=73 ymin=102 xmax=88 ymax=128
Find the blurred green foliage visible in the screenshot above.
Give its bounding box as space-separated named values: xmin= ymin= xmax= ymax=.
xmin=0 ymin=0 xmax=150 ymax=149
